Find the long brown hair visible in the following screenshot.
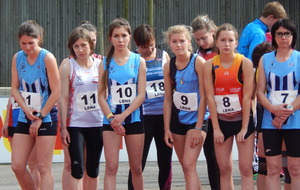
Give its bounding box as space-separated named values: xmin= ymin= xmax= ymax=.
xmin=99 ymin=18 xmax=131 ymax=94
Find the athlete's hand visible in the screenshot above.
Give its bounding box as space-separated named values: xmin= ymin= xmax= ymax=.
xmin=23 ymin=106 xmax=39 ymax=121
xmin=61 ymin=128 xmax=71 ymax=146
xmin=272 ymin=116 xmax=286 ymax=129
xmin=271 ymin=104 xmax=293 ymax=119
xmin=29 ymin=119 xmax=42 ymax=137
xmin=236 ymin=127 xmax=247 ymax=142
xmin=2 ymin=123 xmax=9 ymax=138
xmin=110 ymin=114 xmax=126 ymax=128
xmin=190 ymin=129 xmax=205 ymax=148
xmin=214 ymin=128 xmax=224 ymax=144
xmin=164 ymin=129 xmax=173 ymax=148
xmin=113 ymin=124 xmax=126 ymax=136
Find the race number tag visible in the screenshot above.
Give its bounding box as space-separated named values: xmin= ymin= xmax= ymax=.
xmin=76 ymin=91 xmax=100 ymax=112
xmin=146 ymin=79 xmax=165 ymax=99
xmin=20 ymin=91 xmax=42 ymax=110
xmin=10 ymin=97 xmax=20 ymax=110
xmin=173 ymin=91 xmax=198 ymax=111
xmin=269 ymin=90 xmax=297 ymax=105
xmin=111 ymin=84 xmax=136 ymax=105
xmin=214 ymin=94 xmax=241 ymax=114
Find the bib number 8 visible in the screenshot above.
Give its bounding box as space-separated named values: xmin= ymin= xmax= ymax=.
xmin=223 ymin=97 xmax=231 ymax=107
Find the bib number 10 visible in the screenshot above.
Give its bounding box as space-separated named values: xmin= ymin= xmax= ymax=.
xmin=111 ymin=84 xmax=136 ymax=105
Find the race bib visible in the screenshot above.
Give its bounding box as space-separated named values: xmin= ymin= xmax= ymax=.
xmin=111 ymin=84 xmax=136 ymax=105
xmin=76 ymin=91 xmax=100 ymax=112
xmin=146 ymin=79 xmax=165 ymax=99
xmin=269 ymin=90 xmax=297 ymax=105
xmin=21 ymin=91 xmax=42 ymax=110
xmin=214 ymin=94 xmax=241 ymax=114
xmin=10 ymin=97 xmax=20 ymax=110
xmin=173 ymin=91 xmax=198 ymax=111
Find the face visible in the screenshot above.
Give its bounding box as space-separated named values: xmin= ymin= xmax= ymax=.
xmin=274 ymin=26 xmax=293 ymax=48
xmin=169 ymin=33 xmax=191 ymax=55
xmin=72 ymin=38 xmax=91 ymax=59
xmin=138 ymin=40 xmax=155 ymax=57
xmin=215 ymin=30 xmax=237 ymax=55
xmin=110 ymin=27 xmax=131 ymax=50
xmin=193 ymin=29 xmax=214 ymax=49
xmin=88 ymin=31 xmax=97 ymax=48
xmin=19 ymin=35 xmax=40 ymax=55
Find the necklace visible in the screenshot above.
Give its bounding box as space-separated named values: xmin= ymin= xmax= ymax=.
xmin=177 ymin=54 xmax=193 ymax=85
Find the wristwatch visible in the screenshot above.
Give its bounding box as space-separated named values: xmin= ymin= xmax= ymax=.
xmin=33 ymin=112 xmax=44 ymax=120
xmin=287 ymin=104 xmax=294 ymax=111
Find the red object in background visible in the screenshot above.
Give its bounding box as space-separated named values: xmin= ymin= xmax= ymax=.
xmin=266 ymin=32 xmax=272 ymax=42
xmin=0 ymin=116 xmax=3 ymax=138
xmin=54 ymin=115 xmax=63 ymax=150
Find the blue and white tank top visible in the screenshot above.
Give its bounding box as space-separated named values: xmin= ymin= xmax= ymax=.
xmin=16 ymin=49 xmax=53 ymax=123
xmin=262 ymin=50 xmax=300 ymax=129
xmin=170 ymin=53 xmax=204 ymax=125
xmin=68 ymin=57 xmax=103 ymax=127
xmin=143 ymin=49 xmax=167 ymax=115
xmin=103 ymin=52 xmax=143 ymax=125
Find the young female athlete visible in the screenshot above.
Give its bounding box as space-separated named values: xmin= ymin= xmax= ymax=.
xmin=163 ymin=25 xmax=207 ymax=190
xmin=98 ymin=18 xmax=146 ymax=190
xmin=59 ymin=27 xmax=103 ymax=190
xmin=10 ymin=20 xmax=60 ymax=190
xmin=128 ymin=24 xmax=172 ymax=190
xmin=191 ymin=15 xmax=220 ymax=190
xmin=204 ymin=23 xmax=255 ymax=190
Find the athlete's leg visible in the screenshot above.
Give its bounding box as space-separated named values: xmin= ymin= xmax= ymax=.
xmin=35 ymin=135 xmax=56 ymax=190
xmin=236 ymin=133 xmax=255 ymax=190
xmin=103 ymin=130 xmax=121 ymax=190
xmin=11 ymin=133 xmax=36 ymax=190
xmin=128 ymin=115 xmax=154 ymax=190
xmin=203 ymin=120 xmax=220 ymax=190
xmin=154 ymin=115 xmax=173 ymax=190
xmin=27 ymin=145 xmax=41 ymax=189
xmin=181 ymin=129 xmax=206 ymax=190
xmin=125 ymin=133 xmax=145 ymax=190
xmin=84 ymin=127 xmax=102 ymax=190
xmin=214 ymin=136 xmax=234 ymax=190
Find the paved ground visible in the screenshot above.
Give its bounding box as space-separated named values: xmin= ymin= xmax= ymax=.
xmin=0 ymin=160 xmax=242 ymax=190
xmin=0 ymin=160 xmax=284 ymax=189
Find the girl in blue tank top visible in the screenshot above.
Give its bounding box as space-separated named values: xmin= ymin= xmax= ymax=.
xmin=163 ymin=25 xmax=207 ymax=190
xmin=10 ymin=20 xmax=60 ymax=190
xmin=127 ymin=24 xmax=173 ymax=190
xmin=98 ymin=18 xmax=146 ymax=190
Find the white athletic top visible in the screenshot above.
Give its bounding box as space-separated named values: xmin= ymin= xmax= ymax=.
xmin=67 ymin=57 xmax=103 ymax=127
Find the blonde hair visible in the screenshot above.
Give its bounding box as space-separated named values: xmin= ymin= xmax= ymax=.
xmin=163 ymin=25 xmax=193 ymax=52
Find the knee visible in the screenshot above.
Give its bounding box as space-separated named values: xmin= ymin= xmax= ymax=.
xmin=218 ymin=164 xmax=232 ymax=176
xmin=288 ymin=164 xmax=300 ymax=178
xmin=105 ymin=162 xmax=118 ymax=176
xmin=181 ymin=161 xmax=196 ymax=174
xmin=36 ymin=162 xmax=51 ymax=176
xmin=129 ymin=164 xmax=142 ymax=176
xmin=267 ymin=163 xmax=281 ymax=176
xmin=70 ymin=162 xmax=84 ymax=179
xmin=86 ymin=165 xmax=100 ymax=178
xmin=239 ymin=164 xmax=253 ymax=177
xmin=11 ymin=162 xmax=26 ymax=175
